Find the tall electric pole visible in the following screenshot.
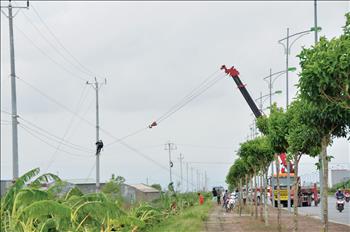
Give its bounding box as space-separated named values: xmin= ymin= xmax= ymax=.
xmin=178 ymin=153 xmax=184 ymax=192
xmin=191 ymin=167 xmax=194 ymax=192
xmin=87 ymin=77 xmax=106 ymax=191
xmin=1 ymin=0 xmax=29 ymax=180
xmin=165 ymin=142 xmax=176 ymax=184
xmin=196 ymin=169 xmax=199 ymax=191
xmin=186 ymin=162 xmax=189 ymax=192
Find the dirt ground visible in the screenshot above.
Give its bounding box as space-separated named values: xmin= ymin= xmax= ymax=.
xmin=204 ymin=203 xmax=350 ymax=232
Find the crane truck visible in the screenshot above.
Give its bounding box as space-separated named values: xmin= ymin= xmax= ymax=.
xmin=221 ymin=65 xmax=320 ymax=207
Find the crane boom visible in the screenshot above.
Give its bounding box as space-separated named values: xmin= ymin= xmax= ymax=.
xmin=221 ymin=65 xmax=262 ymax=118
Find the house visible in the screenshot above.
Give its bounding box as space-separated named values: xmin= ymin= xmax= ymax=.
xmin=65 ymin=179 xmax=106 ymax=194
xmin=0 ymin=180 xmax=13 ymax=197
xmin=120 ymin=183 xmax=161 ymax=203
xmin=331 ymin=169 xmax=350 ymax=187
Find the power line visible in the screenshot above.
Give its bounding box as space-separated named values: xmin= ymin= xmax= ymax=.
xmin=104 ymin=127 xmax=148 ymax=147
xmin=187 ymin=161 xmax=233 ymax=165
xmin=13 ymin=24 xmax=87 ymax=82
xmin=118 ymin=140 xmax=196 ymax=188
xmin=1 ymin=109 xmax=12 ymax=115
xmin=31 ymin=3 xmax=98 ymax=77
xmin=156 ymin=70 xmax=220 ymax=122
xmin=154 ymin=71 xmax=224 ymax=125
xmin=44 ymin=85 xmax=92 ymax=171
xmin=15 ymin=75 xmax=149 ymax=151
xmin=19 ymin=9 xmax=93 ymax=78
xmin=19 ymin=120 xmax=93 ymax=153
xmin=15 ymin=75 xmax=99 ymax=131
xmin=19 ymin=124 xmax=93 ymax=158
xmin=177 ymin=143 xmax=233 ymax=150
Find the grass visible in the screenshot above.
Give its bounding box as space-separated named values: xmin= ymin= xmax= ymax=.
xmin=147 ymin=200 xmax=213 ymax=232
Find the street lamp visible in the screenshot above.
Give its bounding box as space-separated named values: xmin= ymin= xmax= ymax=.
xmin=278 ymin=27 xmax=321 ymax=213
xmin=263 ymin=67 xmax=296 ymax=113
xmin=255 ymin=90 xmax=283 ymax=114
xmin=252 ymin=90 xmax=282 ymax=138
xmin=278 ymin=27 xmax=321 ymax=109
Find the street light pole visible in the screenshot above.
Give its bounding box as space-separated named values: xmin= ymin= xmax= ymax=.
xmin=285 ymin=28 xmax=292 ymax=212
xmin=314 ymin=0 xmax=323 ymax=222
xmin=278 ymin=27 xmax=315 ymax=213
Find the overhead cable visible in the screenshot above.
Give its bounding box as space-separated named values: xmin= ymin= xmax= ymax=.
xmin=20 ymin=9 xmax=93 ymax=78
xmin=14 ymin=25 xmax=87 ymax=82
xmin=19 ymin=119 xmax=93 ymax=153
xmin=149 ymin=71 xmax=225 ymax=127
xmin=19 ymin=124 xmax=93 ymax=158
xmin=31 ymin=4 xmax=98 ymax=77
xmin=44 ymin=85 xmax=91 ymax=171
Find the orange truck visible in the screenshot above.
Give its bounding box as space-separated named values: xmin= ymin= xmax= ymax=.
xmin=269 ymin=172 xmax=319 ymax=207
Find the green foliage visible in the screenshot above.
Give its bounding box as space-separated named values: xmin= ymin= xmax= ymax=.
xmin=1 ymin=168 xmax=207 ymax=232
xmin=266 ymin=105 xmax=289 ymax=154
xmin=285 ymin=99 xmax=321 ymax=157
xmin=20 ymin=200 xmax=71 ymax=230
xmin=330 ymin=179 xmax=350 ymax=192
xmin=101 ymin=174 xmax=125 ymax=202
xmin=151 ymin=184 xmax=162 ymax=191
xmin=65 ymin=186 xmax=83 ymax=200
xmin=226 ymin=136 xmax=274 ymax=189
xmin=298 ymin=13 xmax=350 ymax=139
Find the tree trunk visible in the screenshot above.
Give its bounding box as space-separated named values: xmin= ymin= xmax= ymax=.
xmin=239 ymin=179 xmax=243 ymax=216
xmin=245 ymin=174 xmax=249 ymax=211
xmin=275 ymin=153 xmax=282 ymax=232
xmin=260 ymin=173 xmax=264 ymax=222
xmin=264 ymin=169 xmax=269 ymax=226
xmin=293 ymin=153 xmax=299 ymax=232
xmin=254 ymin=171 xmax=258 ymax=219
xmin=250 ymin=175 xmax=254 ymax=217
xmin=321 ymin=135 xmax=330 ymax=232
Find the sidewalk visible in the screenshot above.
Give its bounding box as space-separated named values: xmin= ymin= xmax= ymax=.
xmin=204 ymin=203 xmax=350 ymax=231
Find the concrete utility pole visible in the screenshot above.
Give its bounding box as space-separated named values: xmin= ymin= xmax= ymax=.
xmin=178 ymin=153 xmax=184 ymax=192
xmin=196 ymin=169 xmax=200 ymax=191
xmin=165 ymin=142 xmax=177 ymax=184
xmin=191 ymin=167 xmax=194 ymax=192
xmin=204 ymin=171 xmax=207 ymax=191
xmin=186 ymin=162 xmax=189 ymax=192
xmin=87 ymin=77 xmax=106 ymax=191
xmin=1 ymin=0 xmax=29 ymax=180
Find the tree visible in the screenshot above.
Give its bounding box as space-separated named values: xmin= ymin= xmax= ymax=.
xmin=257 ymin=105 xmax=289 ymax=232
xmin=226 ymin=157 xmax=248 ymax=216
xmin=297 ymin=13 xmax=350 ymax=232
xmin=151 ymin=184 xmax=162 ymax=191
xmin=285 ymin=99 xmax=321 ymax=232
xmin=101 ymin=174 xmax=125 ymax=202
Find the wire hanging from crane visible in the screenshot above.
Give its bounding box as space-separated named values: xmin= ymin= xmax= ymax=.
xmin=149 ymin=70 xmax=225 ymax=128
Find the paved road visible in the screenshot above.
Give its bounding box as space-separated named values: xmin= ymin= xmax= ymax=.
xmin=296 ymin=197 xmax=350 ymax=225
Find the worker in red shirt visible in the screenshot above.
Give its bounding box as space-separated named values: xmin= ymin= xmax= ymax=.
xmin=198 ymin=192 xmax=204 ymax=205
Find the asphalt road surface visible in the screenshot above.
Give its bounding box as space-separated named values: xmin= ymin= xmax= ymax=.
xmin=296 ymin=197 xmax=350 ymax=225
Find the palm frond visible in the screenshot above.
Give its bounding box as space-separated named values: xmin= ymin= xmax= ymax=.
xmin=12 ymin=189 xmax=49 ymax=215
xmin=2 ymin=168 xmax=40 ymax=212
xmin=29 ymin=173 xmax=61 ymax=188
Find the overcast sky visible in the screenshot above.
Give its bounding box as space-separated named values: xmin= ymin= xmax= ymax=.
xmin=1 ymin=1 xmax=349 ymax=190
